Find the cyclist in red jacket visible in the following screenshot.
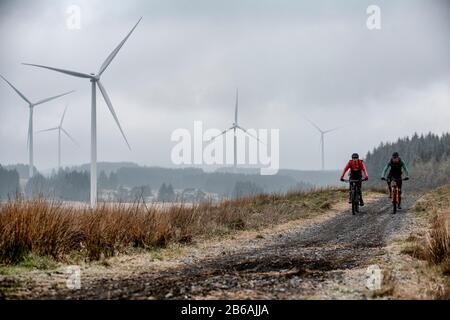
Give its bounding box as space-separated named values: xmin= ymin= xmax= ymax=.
xmin=340 ymin=153 xmax=369 ymax=206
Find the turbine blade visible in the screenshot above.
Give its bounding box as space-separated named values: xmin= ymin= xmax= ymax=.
xmin=97 ymin=80 xmax=131 ymax=150
xmin=303 ymin=116 xmax=323 ymax=133
xmin=0 ymin=74 xmax=31 ymax=104
xmin=36 ymin=127 xmax=59 ymax=133
xmin=98 ymin=17 xmax=142 ymax=76
xmin=60 ymin=104 xmax=68 ymax=127
xmin=34 ymin=90 xmax=75 ymax=106
xmin=61 ymin=128 xmax=79 ymax=146
xmin=22 ymin=63 xmax=92 ymax=79
xmin=236 ymin=125 xmax=266 ymax=145
xmin=209 ymin=126 xmax=234 ymax=142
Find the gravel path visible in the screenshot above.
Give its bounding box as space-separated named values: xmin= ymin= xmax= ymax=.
xmin=21 ymin=194 xmax=415 ymax=300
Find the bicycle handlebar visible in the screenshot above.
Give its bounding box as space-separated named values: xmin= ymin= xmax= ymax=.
xmin=381 ymin=177 xmax=410 ymax=181
xmin=342 ymin=179 xmax=367 ymax=183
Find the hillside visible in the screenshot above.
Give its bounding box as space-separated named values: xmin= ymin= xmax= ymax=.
xmin=365 ymin=132 xmax=450 ymax=191
xmin=278 ymin=169 xmax=341 ymax=187
xmin=69 ymin=162 xmax=139 ymax=175
xmin=114 ymin=166 xmax=309 ymax=194
xmin=215 ymin=168 xmax=340 ymax=187
xmin=2 ymin=164 xmax=36 ymax=180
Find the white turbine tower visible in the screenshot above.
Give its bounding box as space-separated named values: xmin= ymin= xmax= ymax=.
xmin=37 ymin=105 xmax=78 ymax=171
xmin=210 ymin=89 xmax=263 ymax=169
xmin=0 ymin=74 xmax=74 ymax=179
xmin=304 ymin=117 xmax=342 ymax=171
xmin=23 ymin=17 xmax=142 ymax=208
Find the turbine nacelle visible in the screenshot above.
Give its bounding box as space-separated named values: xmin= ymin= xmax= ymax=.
xmin=89 ymin=73 xmax=100 ymax=81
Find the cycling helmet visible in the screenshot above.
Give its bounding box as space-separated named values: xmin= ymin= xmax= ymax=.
xmin=392 ymin=152 xmax=399 ymax=158
xmin=351 ymin=153 xmax=359 ymax=159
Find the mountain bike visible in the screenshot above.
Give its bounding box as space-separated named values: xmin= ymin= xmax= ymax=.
xmin=343 ymin=178 xmax=367 ymax=215
xmin=382 ymin=177 xmax=409 ymax=214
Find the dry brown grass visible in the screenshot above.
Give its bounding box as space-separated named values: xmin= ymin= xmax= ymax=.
xmin=406 ymin=185 xmax=450 ymax=298
xmin=424 ymin=212 xmax=450 ymax=267
xmin=412 ymin=185 xmax=450 ymax=267
xmin=0 ymin=188 xmax=346 ymax=265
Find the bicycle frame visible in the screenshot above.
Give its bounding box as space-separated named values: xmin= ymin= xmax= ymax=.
xmin=391 ymin=179 xmax=400 ymax=203
xmin=344 ymin=179 xmax=365 ymax=215
xmin=388 ymin=177 xmax=405 ymax=214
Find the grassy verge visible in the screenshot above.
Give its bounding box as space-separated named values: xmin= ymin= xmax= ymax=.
xmin=0 ymin=188 xmax=348 ymax=267
xmin=401 ymin=185 xmax=450 ymax=298
xmin=0 ymin=253 xmax=57 ymax=275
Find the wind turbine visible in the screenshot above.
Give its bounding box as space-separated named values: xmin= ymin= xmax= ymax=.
xmin=0 ymin=74 xmax=74 ymax=179
xmin=210 ymin=89 xmax=263 ymax=169
xmin=23 ymin=17 xmax=141 ymax=208
xmin=37 ymin=105 xmax=78 ymax=171
xmin=304 ymin=117 xmax=342 ymax=171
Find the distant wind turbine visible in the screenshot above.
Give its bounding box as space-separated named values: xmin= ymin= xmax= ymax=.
xmin=23 ymin=17 xmax=142 ymax=208
xmin=0 ymin=74 xmax=74 ymax=179
xmin=304 ymin=117 xmax=342 ymax=171
xmin=210 ymin=89 xmax=263 ymax=168
xmin=37 ymin=105 xmax=78 ymax=171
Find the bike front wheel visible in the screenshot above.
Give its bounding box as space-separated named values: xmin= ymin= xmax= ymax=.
xmin=352 ymin=201 xmax=357 ymax=215
xmin=351 ymin=188 xmax=359 ymax=215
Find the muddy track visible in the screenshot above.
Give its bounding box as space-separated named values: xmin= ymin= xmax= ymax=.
xmin=33 ymin=195 xmax=416 ymax=300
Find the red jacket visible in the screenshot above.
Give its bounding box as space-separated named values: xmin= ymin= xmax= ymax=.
xmin=340 ymin=159 xmax=369 ymax=180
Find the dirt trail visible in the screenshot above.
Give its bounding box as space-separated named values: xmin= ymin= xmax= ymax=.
xmin=15 ymin=194 xmax=416 ymax=300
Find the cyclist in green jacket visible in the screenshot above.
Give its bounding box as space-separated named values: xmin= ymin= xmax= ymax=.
xmin=381 ymin=152 xmax=410 ymax=209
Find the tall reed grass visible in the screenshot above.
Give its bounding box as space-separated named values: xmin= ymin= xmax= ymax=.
xmin=413 ymin=185 xmax=450 ymax=272
xmin=0 ymin=189 xmax=345 ymax=264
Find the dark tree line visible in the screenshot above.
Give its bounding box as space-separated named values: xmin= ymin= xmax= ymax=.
xmin=2 ymin=163 xmax=315 ymax=202
xmin=3 ymin=164 xmax=36 ymax=179
xmin=0 ymin=166 xmax=20 ymax=200
xmin=25 ymin=170 xmax=89 ymax=201
xmin=157 ymin=183 xmax=175 ymax=202
xmin=113 ymin=166 xmax=305 ymax=195
xmin=365 ymin=132 xmax=450 ymax=190
xmin=98 ymin=170 xmax=119 ymax=190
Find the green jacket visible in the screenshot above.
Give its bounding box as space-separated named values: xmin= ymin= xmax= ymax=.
xmin=381 ymin=159 xmax=409 ymax=178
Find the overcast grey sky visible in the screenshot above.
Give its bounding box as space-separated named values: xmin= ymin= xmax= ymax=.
xmin=0 ymin=0 xmax=449 ymax=171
